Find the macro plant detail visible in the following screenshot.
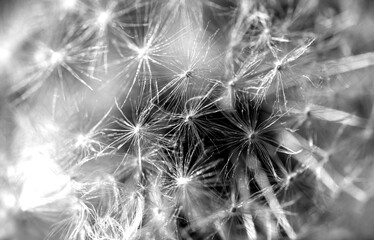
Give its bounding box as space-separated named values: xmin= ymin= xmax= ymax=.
xmin=1 ymin=0 xmax=374 ymax=240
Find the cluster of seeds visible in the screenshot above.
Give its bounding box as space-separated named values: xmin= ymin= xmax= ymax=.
xmin=1 ymin=0 xmax=374 ymax=239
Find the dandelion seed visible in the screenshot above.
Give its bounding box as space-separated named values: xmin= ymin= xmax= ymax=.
xmin=9 ymin=31 xmax=102 ymax=104
xmin=72 ymin=131 xmax=105 ymax=159
xmin=156 ymin=27 xmax=221 ymax=109
xmin=254 ymin=38 xmax=315 ymax=108
xmin=212 ymin=168 xmax=260 ymax=240
xmin=162 ymin=145 xmax=223 ymax=222
xmin=85 ymin=0 xmax=143 ymax=31
xmin=107 ymin=101 xmax=155 ymax=150
xmin=56 ymin=107 xmax=113 ymax=170
xmin=110 ymin=13 xmax=184 ymax=103
xmin=223 ymin=94 xmax=291 ymax=179
xmin=218 ymin=55 xmax=262 ymax=109
xmin=105 ymin=100 xmax=169 ymax=175
xmin=166 ymin=85 xmax=223 ymax=149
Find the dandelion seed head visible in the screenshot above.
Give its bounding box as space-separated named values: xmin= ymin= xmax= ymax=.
xmin=2 ymin=1 xmax=372 ymax=239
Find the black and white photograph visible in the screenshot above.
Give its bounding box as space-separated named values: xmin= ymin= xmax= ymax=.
xmin=1 ymin=1 xmax=374 ymax=239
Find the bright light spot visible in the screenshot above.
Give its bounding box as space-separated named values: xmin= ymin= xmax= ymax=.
xmin=240 ymin=0 xmax=251 ymax=15
xmin=97 ymin=11 xmax=111 ymax=26
xmin=75 ymin=134 xmax=89 ymax=148
xmin=137 ymin=46 xmax=149 ymax=59
xmin=0 ymin=191 xmax=16 ymax=209
xmin=152 ymin=207 xmax=165 ymax=221
xmin=17 ymin=157 xmax=71 ymax=211
xmin=34 ymin=50 xmax=47 ymax=63
xmin=176 ymin=176 xmax=191 ymax=186
xmin=133 ymin=124 xmax=141 ymax=134
xmin=50 ymin=51 xmax=64 ymax=65
xmin=106 ymin=175 xmax=116 ymax=183
xmin=34 ymin=49 xmax=64 ymax=67
xmin=228 ymin=79 xmax=236 ymax=87
xmin=0 ymin=46 xmax=11 ymax=65
xmin=61 ymin=0 xmax=76 ymax=9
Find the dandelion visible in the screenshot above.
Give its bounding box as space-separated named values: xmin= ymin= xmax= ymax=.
xmin=2 ymin=1 xmax=374 ymax=240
